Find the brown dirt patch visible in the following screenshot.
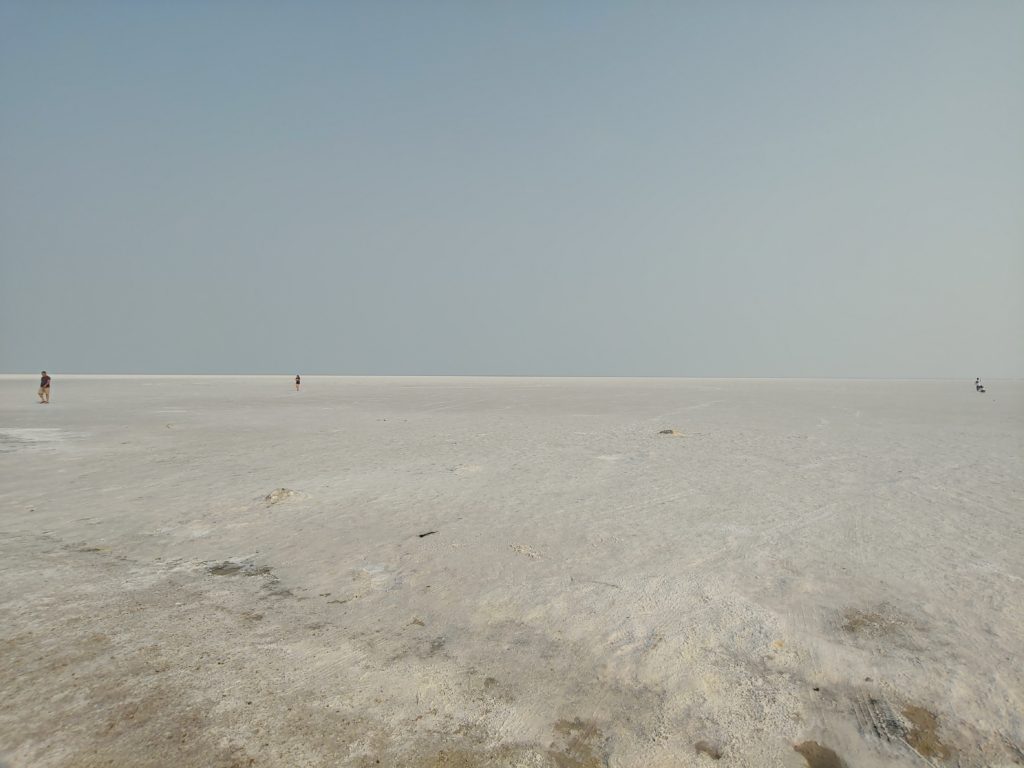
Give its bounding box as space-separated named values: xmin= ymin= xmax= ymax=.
xmin=903 ymin=705 xmax=952 ymax=760
xmin=794 ymin=740 xmax=846 ymax=768
xmin=695 ymin=739 xmax=722 ymax=759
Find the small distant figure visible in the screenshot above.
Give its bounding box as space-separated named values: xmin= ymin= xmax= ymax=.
xmin=295 ymin=374 xmax=301 ymax=391
xmin=38 ymin=371 xmax=51 ymax=404
xmin=975 ymin=377 xmax=986 ymax=393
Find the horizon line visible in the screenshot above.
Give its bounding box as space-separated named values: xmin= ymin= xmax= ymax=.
xmin=0 ymin=373 xmax=1015 ymax=382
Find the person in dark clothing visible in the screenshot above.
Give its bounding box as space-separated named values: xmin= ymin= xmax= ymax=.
xmin=38 ymin=371 xmax=51 ymax=404
xmin=295 ymin=374 xmax=301 ymax=391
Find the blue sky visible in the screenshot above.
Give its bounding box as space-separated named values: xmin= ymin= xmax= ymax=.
xmin=1 ymin=1 xmax=1022 ymax=376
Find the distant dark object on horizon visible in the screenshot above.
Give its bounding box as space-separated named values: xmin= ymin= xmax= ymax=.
xmin=975 ymin=378 xmax=986 ymax=393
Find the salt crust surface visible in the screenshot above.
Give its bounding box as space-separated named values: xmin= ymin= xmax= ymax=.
xmin=1 ymin=376 xmax=1022 ymax=767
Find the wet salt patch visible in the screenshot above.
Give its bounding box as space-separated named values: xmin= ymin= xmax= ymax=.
xmin=0 ymin=428 xmax=80 ymax=452
xmin=1 ymin=428 xmax=67 ymax=442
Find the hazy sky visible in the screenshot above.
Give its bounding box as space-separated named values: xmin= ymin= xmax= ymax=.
xmin=2 ymin=1 xmax=1022 ymax=377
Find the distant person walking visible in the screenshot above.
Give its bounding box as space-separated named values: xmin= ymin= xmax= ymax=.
xmin=295 ymin=374 xmax=301 ymax=391
xmin=38 ymin=371 xmax=51 ymax=404
xmin=975 ymin=378 xmax=986 ymax=393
